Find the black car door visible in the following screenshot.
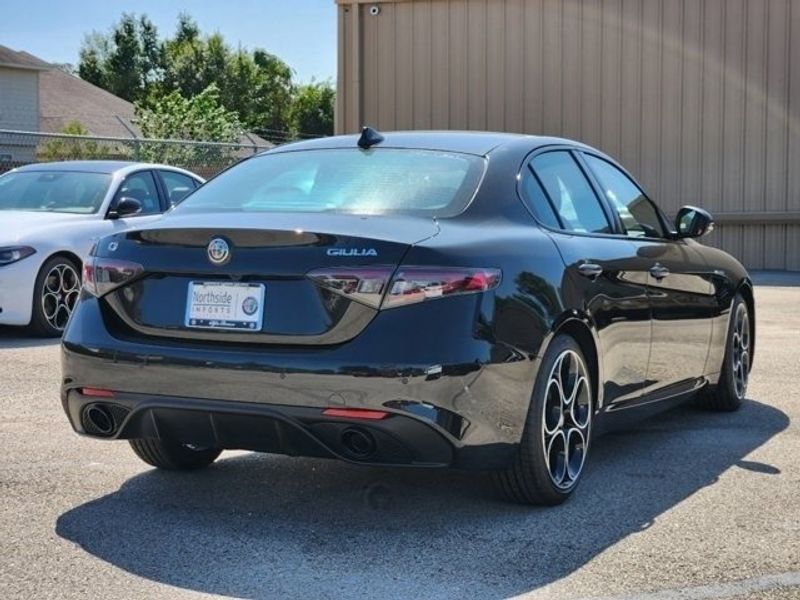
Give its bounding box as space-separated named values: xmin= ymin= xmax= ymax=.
xmin=580 ymin=152 xmax=715 ymax=399
xmin=523 ymin=150 xmax=652 ymax=408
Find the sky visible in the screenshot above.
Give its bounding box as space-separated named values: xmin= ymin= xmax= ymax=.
xmin=0 ymin=0 xmax=337 ymax=83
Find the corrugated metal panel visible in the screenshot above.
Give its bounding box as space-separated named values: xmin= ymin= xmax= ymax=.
xmin=337 ymin=0 xmax=800 ymax=270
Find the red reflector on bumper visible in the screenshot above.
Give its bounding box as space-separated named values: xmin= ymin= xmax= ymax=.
xmin=81 ymin=387 xmax=114 ymax=398
xmin=322 ymin=408 xmax=388 ymax=420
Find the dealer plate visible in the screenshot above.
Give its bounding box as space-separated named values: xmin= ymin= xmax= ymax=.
xmin=185 ymin=281 xmax=265 ymax=331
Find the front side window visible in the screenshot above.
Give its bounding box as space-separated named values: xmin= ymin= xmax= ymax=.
xmin=116 ymin=171 xmax=161 ymax=215
xmin=530 ymin=151 xmax=611 ymax=234
xmin=0 ymin=170 xmax=111 ymax=214
xmin=173 ymin=149 xmax=486 ymax=218
xmin=583 ymin=154 xmax=665 ymax=239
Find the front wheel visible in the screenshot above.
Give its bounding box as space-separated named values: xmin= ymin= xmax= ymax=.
xmin=29 ymin=255 xmax=81 ymax=337
xmin=698 ymin=293 xmax=751 ymax=411
xmin=129 ymin=439 xmax=221 ymax=470
xmin=494 ymin=335 xmax=593 ymax=506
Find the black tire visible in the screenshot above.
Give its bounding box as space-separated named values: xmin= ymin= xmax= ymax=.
xmin=494 ymin=334 xmax=593 ymax=506
xmin=697 ymin=293 xmax=751 ymax=412
xmin=129 ymin=439 xmax=221 ymax=470
xmin=29 ymin=255 xmax=81 ymax=337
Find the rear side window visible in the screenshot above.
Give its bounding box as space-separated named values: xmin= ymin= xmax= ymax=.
xmin=174 ymin=149 xmax=486 ymax=218
xmin=583 ymin=154 xmax=665 ymax=239
xmin=159 ymin=170 xmax=198 ymax=207
xmin=530 ymin=151 xmax=611 ymax=234
xmin=520 ymin=166 xmax=561 ymax=229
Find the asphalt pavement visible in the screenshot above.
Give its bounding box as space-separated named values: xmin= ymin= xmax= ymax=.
xmin=0 ymin=277 xmax=798 ymax=600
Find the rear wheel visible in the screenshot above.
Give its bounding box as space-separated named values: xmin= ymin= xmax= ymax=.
xmin=494 ymin=335 xmax=593 ymax=506
xmin=698 ymin=293 xmax=751 ymax=411
xmin=30 ymin=255 xmax=81 ymax=337
xmin=129 ymin=439 xmax=221 ymax=470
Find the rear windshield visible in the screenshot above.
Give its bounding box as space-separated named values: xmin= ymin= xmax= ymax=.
xmin=0 ymin=170 xmax=111 ymax=214
xmin=173 ymin=148 xmax=485 ymax=218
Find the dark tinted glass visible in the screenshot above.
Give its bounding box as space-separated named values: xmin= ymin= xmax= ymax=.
xmin=584 ymin=154 xmax=665 ymax=238
xmin=117 ymin=171 xmax=160 ymax=215
xmin=531 ymin=152 xmax=611 ymax=234
xmin=520 ymin=166 xmax=560 ymax=229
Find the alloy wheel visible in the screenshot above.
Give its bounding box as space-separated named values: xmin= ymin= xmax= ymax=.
xmin=731 ymin=303 xmax=750 ymax=400
xmin=41 ymin=263 xmax=80 ymax=332
xmin=542 ymin=349 xmax=592 ymax=490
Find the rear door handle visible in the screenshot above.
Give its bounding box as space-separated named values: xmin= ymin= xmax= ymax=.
xmin=649 ymin=264 xmax=670 ymax=280
xmin=578 ymin=262 xmax=604 ymax=279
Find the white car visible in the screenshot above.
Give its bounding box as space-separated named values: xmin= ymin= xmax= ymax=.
xmin=0 ymin=161 xmax=204 ymax=336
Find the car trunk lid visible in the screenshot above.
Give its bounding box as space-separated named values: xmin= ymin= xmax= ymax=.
xmin=96 ymin=212 xmax=439 ymax=345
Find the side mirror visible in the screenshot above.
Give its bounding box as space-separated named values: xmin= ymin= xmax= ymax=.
xmin=108 ymin=197 xmax=142 ymax=219
xmin=675 ymin=205 xmax=714 ymax=238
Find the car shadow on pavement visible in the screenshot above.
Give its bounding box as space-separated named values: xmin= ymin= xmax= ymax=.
xmin=0 ymin=326 xmax=59 ymax=348
xmin=56 ymin=399 xmax=788 ymax=600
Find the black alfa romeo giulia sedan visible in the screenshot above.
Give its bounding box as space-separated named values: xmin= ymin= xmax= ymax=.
xmin=60 ymin=129 xmax=754 ymax=505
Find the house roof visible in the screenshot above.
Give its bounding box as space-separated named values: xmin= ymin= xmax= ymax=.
xmin=0 ymin=45 xmax=51 ymax=71
xmin=38 ymin=68 xmax=273 ymax=150
xmin=39 ymin=68 xmax=141 ymax=138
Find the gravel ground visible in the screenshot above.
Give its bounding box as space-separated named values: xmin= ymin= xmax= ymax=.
xmin=0 ymin=279 xmax=797 ymax=600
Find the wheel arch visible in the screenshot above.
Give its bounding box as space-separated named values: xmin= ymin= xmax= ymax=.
xmin=540 ymin=313 xmax=604 ymax=412
xmin=43 ymin=250 xmax=83 ymax=270
xmin=31 ymin=251 xmax=84 ymax=305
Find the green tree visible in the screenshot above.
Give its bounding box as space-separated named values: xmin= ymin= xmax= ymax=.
xmin=78 ymin=12 xmax=329 ymax=141
xmin=38 ymin=122 xmax=109 ymax=161
xmin=289 ymin=81 xmax=335 ymax=137
xmin=78 ymin=14 xmax=162 ymax=101
xmin=249 ymin=49 xmax=294 ymax=137
xmin=134 ymin=84 xmax=243 ymax=170
xmin=160 ymin=13 xmax=207 ymax=98
xmin=78 ymin=32 xmax=109 ymax=89
xmin=159 ymin=17 xmax=294 ymax=136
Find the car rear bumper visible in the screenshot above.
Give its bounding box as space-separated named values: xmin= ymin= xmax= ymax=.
xmin=62 ymin=390 xmax=494 ymax=467
xmin=61 ymin=296 xmax=540 ymax=469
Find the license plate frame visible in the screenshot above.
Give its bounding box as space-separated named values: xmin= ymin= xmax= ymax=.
xmin=185 ymin=281 xmax=265 ymax=331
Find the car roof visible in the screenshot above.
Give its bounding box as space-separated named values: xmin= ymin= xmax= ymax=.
xmin=13 ymin=160 xmax=138 ymax=174
xmin=12 ymin=160 xmax=200 ymax=177
xmin=267 ymin=130 xmax=576 ymax=157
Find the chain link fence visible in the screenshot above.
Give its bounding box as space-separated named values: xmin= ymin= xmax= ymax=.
xmin=0 ymin=129 xmax=280 ymax=179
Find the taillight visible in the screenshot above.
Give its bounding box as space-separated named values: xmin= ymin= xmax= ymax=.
xmin=307 ymin=266 xmax=394 ymax=309
xmin=82 ymin=257 xmax=143 ymax=297
xmin=307 ymin=266 xmax=500 ymax=309
xmin=383 ymin=267 xmax=501 ymax=309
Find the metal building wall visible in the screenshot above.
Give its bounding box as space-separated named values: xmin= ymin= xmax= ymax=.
xmin=336 ymin=0 xmax=800 ymax=270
